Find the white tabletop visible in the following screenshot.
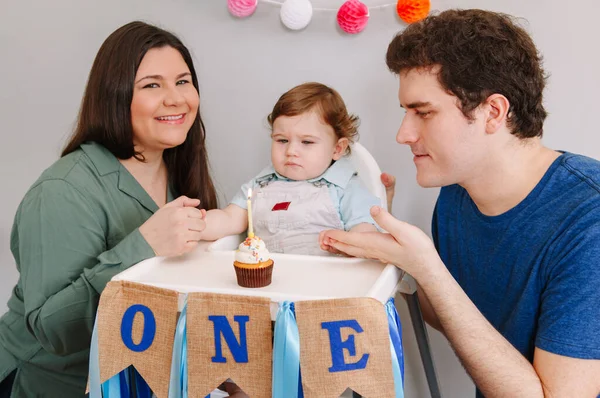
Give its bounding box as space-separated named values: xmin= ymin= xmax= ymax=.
xmin=113 ymin=235 xmax=406 ymax=319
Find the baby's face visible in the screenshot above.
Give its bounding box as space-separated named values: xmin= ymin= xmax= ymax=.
xmin=270 ymin=111 xmax=347 ymax=181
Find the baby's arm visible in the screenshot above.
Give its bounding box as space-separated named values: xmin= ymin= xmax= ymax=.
xmin=200 ymin=204 xmax=248 ymax=241
xmin=320 ymin=175 xmax=380 ymax=253
xmin=339 ymin=175 xmax=381 ymax=231
xmin=349 ymin=223 xmax=378 ymax=233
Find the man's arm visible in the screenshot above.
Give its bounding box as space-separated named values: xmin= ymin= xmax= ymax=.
xmin=322 ymin=207 xmax=600 ymax=397
xmin=534 ymin=348 xmax=600 ymax=397
xmin=415 ymin=287 xmax=444 ymax=334
xmin=420 ymin=259 xmax=600 ymax=397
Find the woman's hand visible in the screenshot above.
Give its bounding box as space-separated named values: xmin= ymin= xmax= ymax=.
xmin=320 ymin=205 xmax=441 ymax=279
xmin=139 ymin=195 xmax=206 ymax=257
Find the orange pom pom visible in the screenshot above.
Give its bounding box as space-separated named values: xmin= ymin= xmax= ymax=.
xmin=396 ymin=0 xmax=430 ymax=24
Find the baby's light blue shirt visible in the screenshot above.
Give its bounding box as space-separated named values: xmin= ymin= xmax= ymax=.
xmin=230 ymin=156 xmax=379 ymax=231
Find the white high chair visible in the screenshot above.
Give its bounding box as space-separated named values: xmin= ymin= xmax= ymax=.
xmin=212 ymin=142 xmax=441 ymax=398
xmin=349 ymin=142 xmax=442 ymax=398
xmin=347 ymin=142 xmax=388 ymax=210
xmin=349 ymin=142 xmax=415 ymax=290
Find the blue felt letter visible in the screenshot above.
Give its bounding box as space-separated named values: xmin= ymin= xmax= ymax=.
xmin=209 ymin=315 xmax=249 ymax=363
xmin=321 ymin=319 xmax=370 ymax=372
xmin=120 ymin=304 xmax=156 ymax=352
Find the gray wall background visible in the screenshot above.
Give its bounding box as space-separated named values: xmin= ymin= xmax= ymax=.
xmin=1 ymin=0 xmax=598 ymax=396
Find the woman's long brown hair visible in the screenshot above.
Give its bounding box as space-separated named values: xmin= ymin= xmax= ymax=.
xmin=63 ymin=21 xmax=217 ymax=210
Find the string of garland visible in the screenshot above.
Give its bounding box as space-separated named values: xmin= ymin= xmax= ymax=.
xmin=227 ymin=0 xmax=431 ymax=33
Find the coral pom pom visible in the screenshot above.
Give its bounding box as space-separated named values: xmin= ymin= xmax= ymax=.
xmin=396 ymin=0 xmax=430 ymax=24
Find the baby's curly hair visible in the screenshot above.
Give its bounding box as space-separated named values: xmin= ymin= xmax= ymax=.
xmin=268 ymin=82 xmax=359 ymax=153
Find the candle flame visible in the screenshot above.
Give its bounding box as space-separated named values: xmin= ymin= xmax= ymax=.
xmin=247 ymin=188 xmax=252 ymax=199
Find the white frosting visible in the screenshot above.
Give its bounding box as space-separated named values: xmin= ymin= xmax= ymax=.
xmin=235 ymin=236 xmax=271 ymax=264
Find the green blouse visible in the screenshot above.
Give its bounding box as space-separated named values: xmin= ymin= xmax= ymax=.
xmin=0 ymin=142 xmax=170 ymax=397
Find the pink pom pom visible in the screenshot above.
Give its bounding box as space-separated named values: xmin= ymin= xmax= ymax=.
xmin=337 ymin=0 xmax=369 ymax=34
xmin=227 ymin=0 xmax=258 ymax=18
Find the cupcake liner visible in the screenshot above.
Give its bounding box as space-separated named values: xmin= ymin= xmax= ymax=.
xmin=234 ymin=261 xmax=274 ymax=288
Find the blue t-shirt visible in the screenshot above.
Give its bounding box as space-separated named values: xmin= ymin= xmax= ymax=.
xmin=433 ymin=152 xmax=600 ymax=396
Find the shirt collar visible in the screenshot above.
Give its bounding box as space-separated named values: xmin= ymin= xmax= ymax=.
xmin=256 ymin=156 xmax=356 ymax=188
xmin=80 ymin=141 xmax=160 ymax=213
xmin=80 ymin=141 xmax=121 ymax=176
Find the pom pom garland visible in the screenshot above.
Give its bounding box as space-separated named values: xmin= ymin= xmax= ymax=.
xmin=229 ymin=0 xmax=431 ymax=33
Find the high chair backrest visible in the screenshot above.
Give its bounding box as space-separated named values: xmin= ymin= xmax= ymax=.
xmin=347 ymin=142 xmax=387 ymax=210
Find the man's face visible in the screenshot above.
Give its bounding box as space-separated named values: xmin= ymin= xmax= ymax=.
xmin=397 ymin=67 xmax=489 ymax=188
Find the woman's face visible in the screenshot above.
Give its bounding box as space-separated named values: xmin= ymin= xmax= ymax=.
xmin=130 ymin=46 xmax=199 ymax=154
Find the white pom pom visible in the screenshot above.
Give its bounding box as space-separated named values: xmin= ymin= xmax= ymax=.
xmin=280 ymin=0 xmax=313 ymax=30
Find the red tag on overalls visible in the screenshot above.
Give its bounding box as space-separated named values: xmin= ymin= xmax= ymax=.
xmin=272 ymin=201 xmax=291 ymax=211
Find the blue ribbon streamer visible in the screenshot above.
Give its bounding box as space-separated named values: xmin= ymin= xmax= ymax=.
xmin=386 ymin=297 xmax=405 ymax=397
xmin=388 ymin=336 xmax=405 ymax=398
xmin=121 ymin=369 xmax=131 ymax=397
xmin=133 ymin=367 xmax=152 ymax=398
xmin=89 ymin=315 xmax=102 ymax=398
xmin=89 ymin=314 xmax=131 ymax=398
xmin=273 ymin=301 xmax=303 ymax=398
xmin=290 ymin=304 xmax=304 ymax=398
xmin=169 ymin=299 xmax=188 ymax=398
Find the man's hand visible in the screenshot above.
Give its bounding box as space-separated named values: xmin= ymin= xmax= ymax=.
xmin=320 ymin=205 xmax=440 ymax=278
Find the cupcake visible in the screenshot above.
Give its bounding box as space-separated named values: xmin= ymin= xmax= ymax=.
xmin=233 ymin=236 xmax=274 ymax=288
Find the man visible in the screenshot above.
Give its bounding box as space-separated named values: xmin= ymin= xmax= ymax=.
xmin=321 ymin=9 xmax=600 ymax=397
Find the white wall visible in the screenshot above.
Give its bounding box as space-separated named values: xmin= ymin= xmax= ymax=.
xmin=1 ymin=1 xmax=598 ymax=396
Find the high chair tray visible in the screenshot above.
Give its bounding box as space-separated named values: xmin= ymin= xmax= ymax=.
xmin=113 ymin=234 xmax=404 ymax=319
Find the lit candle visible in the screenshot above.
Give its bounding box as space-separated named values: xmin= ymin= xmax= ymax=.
xmin=247 ymin=188 xmax=254 ymax=238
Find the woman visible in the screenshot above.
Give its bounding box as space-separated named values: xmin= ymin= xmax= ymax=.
xmin=0 ymin=21 xmax=217 ymax=397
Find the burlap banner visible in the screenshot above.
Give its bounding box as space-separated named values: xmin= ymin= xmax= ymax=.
xmin=187 ymin=292 xmax=273 ymax=398
xmin=96 ymin=281 xmax=178 ymax=397
xmin=295 ymin=297 xmax=395 ymax=397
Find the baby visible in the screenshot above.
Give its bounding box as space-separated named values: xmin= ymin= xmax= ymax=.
xmin=201 ymin=82 xmax=380 ymax=255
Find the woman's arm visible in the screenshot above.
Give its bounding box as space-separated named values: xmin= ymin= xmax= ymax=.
xmin=15 ymin=180 xmax=155 ymax=356
xmin=15 ymin=180 xmax=205 ymax=356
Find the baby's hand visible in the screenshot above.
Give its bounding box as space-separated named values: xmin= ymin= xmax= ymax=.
xmin=380 ymin=172 xmax=396 ymax=213
xmin=319 ymin=229 xmax=346 ymax=255
xmin=320 ymin=224 xmax=377 ymax=256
